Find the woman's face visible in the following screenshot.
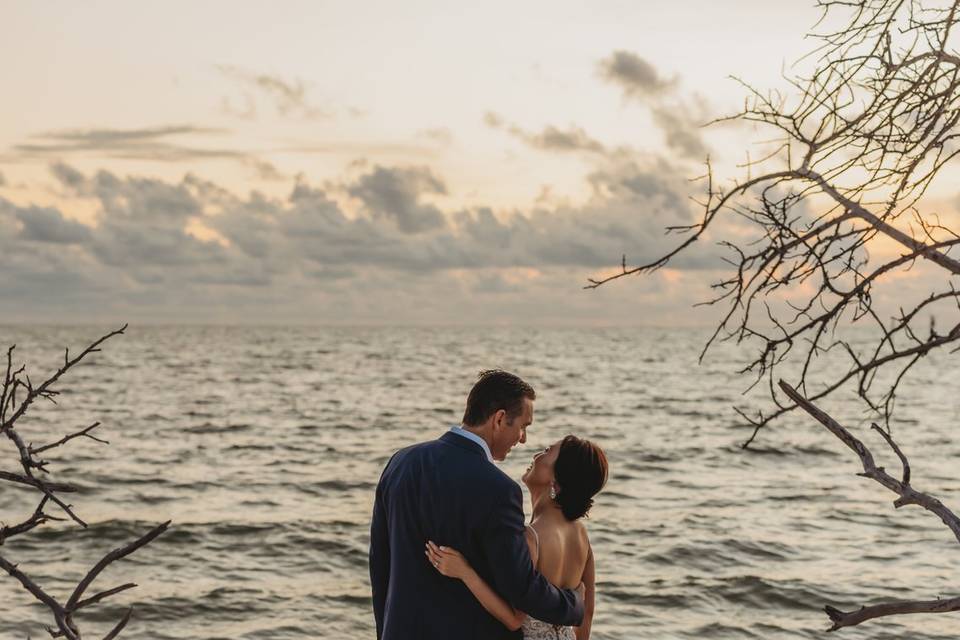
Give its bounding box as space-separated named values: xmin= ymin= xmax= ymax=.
xmin=521 ymin=440 xmax=561 ymax=487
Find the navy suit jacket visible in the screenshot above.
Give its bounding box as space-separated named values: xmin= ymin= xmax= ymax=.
xmin=370 ymin=431 xmax=584 ymax=639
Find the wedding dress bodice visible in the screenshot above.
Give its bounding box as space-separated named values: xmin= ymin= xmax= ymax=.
xmin=520 ymin=616 xmax=575 ymax=639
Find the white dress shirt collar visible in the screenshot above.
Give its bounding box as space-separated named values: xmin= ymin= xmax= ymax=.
xmin=449 ymin=425 xmax=494 ymax=463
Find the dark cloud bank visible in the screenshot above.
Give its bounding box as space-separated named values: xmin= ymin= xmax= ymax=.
xmin=0 ymin=157 xmax=724 ymax=324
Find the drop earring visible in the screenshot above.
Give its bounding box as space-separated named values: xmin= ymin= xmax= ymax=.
xmin=549 ymin=484 xmax=557 ymax=500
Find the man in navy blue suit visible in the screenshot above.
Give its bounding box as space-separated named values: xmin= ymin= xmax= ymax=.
xmin=370 ymin=370 xmax=584 ymax=639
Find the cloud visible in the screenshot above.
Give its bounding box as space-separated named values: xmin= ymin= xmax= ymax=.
xmin=29 ymin=125 xmax=225 ymax=146
xmin=527 ymin=125 xmax=605 ymax=153
xmin=651 ymin=105 xmax=708 ymax=160
xmin=3 ymin=201 xmax=93 ymax=244
xmin=416 ymin=128 xmax=454 ymax=146
xmin=346 ymin=165 xmax=448 ymax=234
xmin=487 ymin=54 xmax=707 ymax=161
xmin=218 ymin=65 xmax=330 ymax=120
xmin=14 ymin=125 xmax=243 ymax=163
xmin=446 ymin=158 xmax=722 ymax=271
xmin=9 ymin=121 xmax=437 ymax=173
xmin=51 ymin=161 xmax=86 ymax=188
xmin=599 ymin=51 xmax=676 ymax=97
xmin=0 ymin=159 xmax=731 ymax=323
xmin=512 ymin=125 xmax=605 ymax=154
xmin=14 ymin=125 xmax=299 ymax=184
xmin=484 ymin=115 xmax=606 ymax=155
xmin=484 ymin=111 xmax=505 ymax=128
xmin=42 ymin=158 xmax=711 ymax=274
xmin=244 ymin=157 xmax=286 ymax=181
xmin=48 ymin=166 xmax=229 ymax=273
xmin=598 ymin=51 xmax=709 ymax=160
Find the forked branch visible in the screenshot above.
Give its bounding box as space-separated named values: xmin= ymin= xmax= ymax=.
xmin=780 ymin=379 xmax=960 ymax=630
xmin=0 ymin=326 xmax=168 ymax=638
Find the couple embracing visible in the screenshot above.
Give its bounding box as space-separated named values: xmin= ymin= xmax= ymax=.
xmin=370 ymin=370 xmax=609 ymax=639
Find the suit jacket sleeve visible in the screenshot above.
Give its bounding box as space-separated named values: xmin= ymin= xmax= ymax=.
xmin=481 ymin=482 xmax=584 ymax=626
xmin=369 ymin=468 xmax=391 ymax=638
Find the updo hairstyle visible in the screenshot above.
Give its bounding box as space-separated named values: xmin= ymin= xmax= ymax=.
xmin=553 ymin=435 xmax=608 ymax=520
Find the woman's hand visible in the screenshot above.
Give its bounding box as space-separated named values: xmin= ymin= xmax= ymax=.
xmin=425 ymin=540 xmax=473 ymax=580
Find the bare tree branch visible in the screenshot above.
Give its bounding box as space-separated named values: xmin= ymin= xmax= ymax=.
xmin=66 ymin=520 xmax=171 ymax=612
xmin=31 ymin=422 xmax=108 ymax=455
xmin=824 ymin=597 xmax=960 ymax=631
xmin=0 ymin=324 xmax=127 ymax=433
xmin=779 ymin=378 xmax=960 ymax=540
xmin=101 ymin=608 xmax=133 ymax=640
xmin=73 ymin=583 xmax=138 ymax=612
xmin=0 ymin=326 xmax=169 ymax=638
xmin=780 ymin=378 xmax=960 ymax=629
xmin=590 ymin=0 xmax=960 ymax=448
xmin=588 ymin=0 xmax=960 ymax=632
xmin=0 ymin=471 xmax=77 ymax=493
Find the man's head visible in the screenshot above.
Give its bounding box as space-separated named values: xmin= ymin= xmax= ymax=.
xmin=461 ymin=370 xmax=535 ymax=461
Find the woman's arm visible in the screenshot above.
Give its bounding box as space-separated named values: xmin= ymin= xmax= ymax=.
xmin=574 ymin=544 xmax=595 ymax=640
xmin=426 ymin=541 xmax=527 ymax=631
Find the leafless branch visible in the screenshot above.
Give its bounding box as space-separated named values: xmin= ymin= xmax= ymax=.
xmin=780 ymin=378 xmax=960 ymax=629
xmin=31 ymin=422 xmax=108 ymax=455
xmin=823 ymin=597 xmax=960 ymax=631
xmin=73 ymin=583 xmax=138 ymax=611
xmin=589 ymin=0 xmax=960 ymax=449
xmin=0 ymin=326 xmax=169 ymax=638
xmin=594 ymin=3 xmax=960 ymax=629
xmin=66 ymin=521 xmax=171 ymax=612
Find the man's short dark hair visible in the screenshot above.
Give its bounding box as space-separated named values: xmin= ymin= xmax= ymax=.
xmin=462 ymin=369 xmax=536 ymax=427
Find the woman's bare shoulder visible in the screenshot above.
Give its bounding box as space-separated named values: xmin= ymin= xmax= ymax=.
xmin=572 ymin=519 xmax=590 ymax=545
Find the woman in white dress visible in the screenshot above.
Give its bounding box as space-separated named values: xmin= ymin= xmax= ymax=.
xmin=426 ymin=435 xmax=608 ymax=639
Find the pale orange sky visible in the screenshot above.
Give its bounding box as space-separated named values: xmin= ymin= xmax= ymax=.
xmin=1 ymin=1 xmax=958 ymax=325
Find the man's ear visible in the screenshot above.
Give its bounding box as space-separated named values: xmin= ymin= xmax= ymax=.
xmin=492 ymin=409 xmax=506 ymax=431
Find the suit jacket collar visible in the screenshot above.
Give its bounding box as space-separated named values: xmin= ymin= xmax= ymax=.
xmin=440 ymin=429 xmax=494 ymax=463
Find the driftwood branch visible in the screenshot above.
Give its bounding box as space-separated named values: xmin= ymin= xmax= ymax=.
xmin=823 ymin=598 xmax=960 ymax=631
xmin=0 ymin=326 xmax=169 ymax=638
xmin=780 ymin=379 xmax=960 ymax=630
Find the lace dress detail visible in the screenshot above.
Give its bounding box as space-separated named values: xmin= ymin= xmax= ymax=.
xmin=520 ymin=525 xmax=576 ymax=640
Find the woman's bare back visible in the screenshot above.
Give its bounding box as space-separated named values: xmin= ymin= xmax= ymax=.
xmin=526 ymin=516 xmax=590 ymax=589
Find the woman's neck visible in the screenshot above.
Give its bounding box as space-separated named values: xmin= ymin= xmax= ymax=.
xmin=529 ymin=484 xmax=561 ymax=520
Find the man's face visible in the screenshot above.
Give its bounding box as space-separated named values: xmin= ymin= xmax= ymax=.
xmin=491 ymin=397 xmax=533 ymax=461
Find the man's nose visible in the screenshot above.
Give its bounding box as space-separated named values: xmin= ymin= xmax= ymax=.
xmin=519 ymin=429 xmax=527 ymax=444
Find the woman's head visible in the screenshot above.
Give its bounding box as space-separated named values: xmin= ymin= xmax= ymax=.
xmin=522 ymin=435 xmax=608 ymax=520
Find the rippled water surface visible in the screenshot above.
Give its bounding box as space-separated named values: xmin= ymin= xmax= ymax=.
xmin=0 ymin=325 xmax=958 ymax=639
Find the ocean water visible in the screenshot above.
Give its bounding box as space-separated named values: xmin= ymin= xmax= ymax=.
xmin=0 ymin=325 xmax=958 ymax=639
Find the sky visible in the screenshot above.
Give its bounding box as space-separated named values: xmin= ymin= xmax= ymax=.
xmin=1 ymin=1 xmax=954 ymax=326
